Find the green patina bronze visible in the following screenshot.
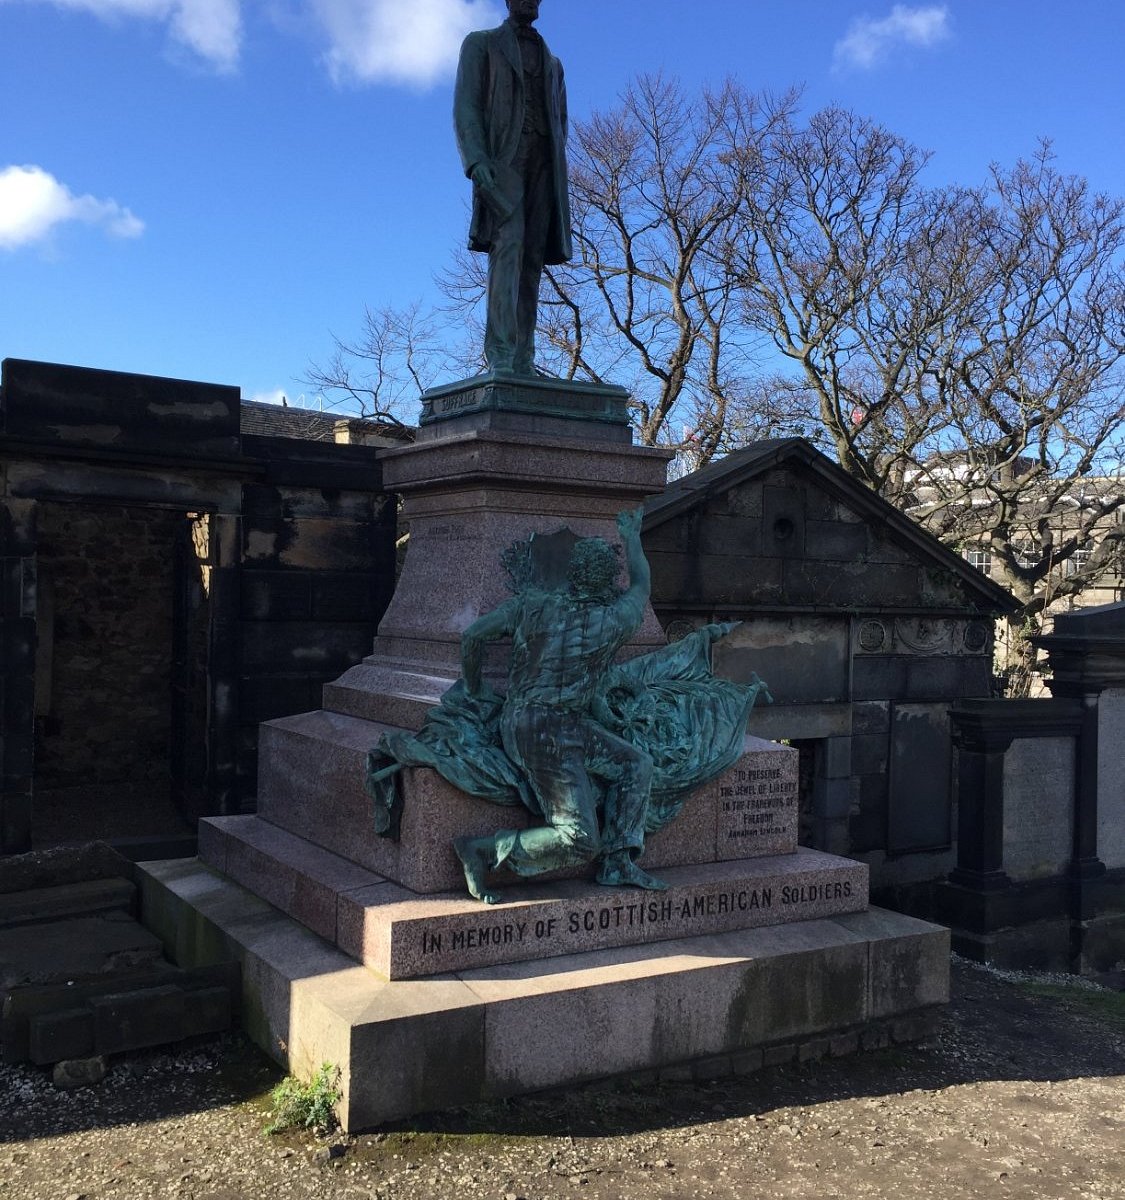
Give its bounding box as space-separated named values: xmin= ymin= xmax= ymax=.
xmin=366 ymin=509 xmax=770 ymax=904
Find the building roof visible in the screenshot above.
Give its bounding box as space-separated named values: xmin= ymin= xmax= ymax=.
xmin=645 ymin=438 xmax=1019 ymax=613
xmin=239 ymin=400 xmax=412 ymax=445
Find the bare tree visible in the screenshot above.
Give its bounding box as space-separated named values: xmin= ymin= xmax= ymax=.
xmin=310 ymin=82 xmax=1125 ymax=692
xmin=731 ymin=134 xmax=1125 ymax=691
xmin=303 ymin=302 xmax=480 ymax=431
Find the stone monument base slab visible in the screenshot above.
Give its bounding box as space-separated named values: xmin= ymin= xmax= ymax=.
xmin=138 ymin=857 xmax=949 ymax=1132
xmin=419 ymin=373 xmax=631 ymax=440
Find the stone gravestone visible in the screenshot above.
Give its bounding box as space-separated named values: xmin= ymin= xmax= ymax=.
xmin=136 ymin=1 xmax=950 ymax=1130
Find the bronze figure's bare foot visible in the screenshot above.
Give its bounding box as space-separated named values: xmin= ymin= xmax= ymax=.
xmin=596 ymin=853 xmax=669 ymax=892
xmin=454 ymin=836 xmax=501 ymax=904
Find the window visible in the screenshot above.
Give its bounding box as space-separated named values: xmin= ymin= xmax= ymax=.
xmin=1012 ymin=543 xmax=1037 ymax=569
xmin=964 ymin=546 xmax=992 ymax=576
xmin=1064 ymin=546 xmax=1092 ymax=576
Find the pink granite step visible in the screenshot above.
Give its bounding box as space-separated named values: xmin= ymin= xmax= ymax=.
xmin=198 ymin=815 xmax=386 ymax=944
xmin=255 ymin=709 xmax=798 ymax=894
xmin=200 ymin=813 xmax=866 ymax=980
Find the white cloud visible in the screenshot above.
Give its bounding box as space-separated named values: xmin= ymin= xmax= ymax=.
xmin=0 ymin=0 xmax=242 ymax=70
xmin=168 ymin=0 xmax=242 ymax=69
xmin=312 ymin=0 xmax=502 ymax=87
xmin=833 ymin=4 xmax=951 ymax=71
xmin=0 ymin=165 xmax=145 ymax=251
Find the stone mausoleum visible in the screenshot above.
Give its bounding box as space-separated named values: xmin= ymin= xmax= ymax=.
xmin=0 ymin=358 xmax=402 ymax=857
xmin=642 ymin=440 xmax=1017 ymax=910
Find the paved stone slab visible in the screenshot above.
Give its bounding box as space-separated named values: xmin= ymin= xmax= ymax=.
xmin=257 ymin=712 xmax=796 ymax=893
xmin=341 ymin=849 xmax=867 ymax=979
xmin=0 ymin=913 xmax=163 ymax=989
xmin=138 ymin=857 xmax=947 ymax=1132
xmin=0 ymin=879 xmax=136 ymax=929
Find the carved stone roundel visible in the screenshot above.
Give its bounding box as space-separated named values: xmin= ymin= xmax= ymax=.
xmin=858 ymin=620 xmax=886 ymax=652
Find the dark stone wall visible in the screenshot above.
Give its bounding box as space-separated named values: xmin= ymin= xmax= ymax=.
xmin=0 ymin=358 xmax=398 ymax=851
xmin=0 ymin=498 xmax=37 ymax=853
xmin=1 ymin=359 xmax=240 ymax=461
xmin=236 ymin=481 xmax=397 ymax=796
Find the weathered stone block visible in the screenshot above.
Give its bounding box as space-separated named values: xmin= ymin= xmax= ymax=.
xmin=852 ymin=657 xmax=909 ymax=702
xmin=812 ymin=777 xmax=853 ymax=820
xmin=829 ymin=1031 xmax=859 ymax=1057
xmin=833 ymin=908 xmax=951 ymax=1018
xmin=732 ymin=1047 xmax=764 ymax=1074
xmin=850 ymin=733 xmax=888 ymax=776
xmin=1 ymin=359 xmax=240 ymax=461
xmin=820 ymin=736 xmax=852 ymax=779
xmin=90 ymin=985 xmax=187 ymax=1054
xmin=797 ymin=1036 xmax=830 ymax=1062
xmin=28 ymin=1008 xmax=94 ymax=1064
xmin=762 ymin=1043 xmax=796 ymax=1067
xmin=804 ymin=519 xmax=867 ymax=561
xmin=0 ymin=879 xmax=136 ymax=928
xmin=852 ymin=701 xmax=891 ymax=735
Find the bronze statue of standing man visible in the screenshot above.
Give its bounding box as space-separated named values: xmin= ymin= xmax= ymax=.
xmin=454 ymin=0 xmax=572 ymax=376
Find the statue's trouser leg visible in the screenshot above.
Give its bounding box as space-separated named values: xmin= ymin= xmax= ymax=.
xmin=513 ymin=135 xmax=551 ymax=374
xmin=485 ymin=211 xmax=521 ymax=373
xmin=484 ymin=134 xmax=551 ymax=374
xmin=496 ymin=705 xmax=601 ymax=878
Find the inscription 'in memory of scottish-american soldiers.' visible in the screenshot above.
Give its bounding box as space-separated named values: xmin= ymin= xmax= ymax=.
xmin=415 ymin=877 xmax=855 ymax=958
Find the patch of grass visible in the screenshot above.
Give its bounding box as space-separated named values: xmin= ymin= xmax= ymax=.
xmin=1022 ymin=983 xmax=1125 ymax=1032
xmin=263 ymin=1062 xmax=342 ymax=1135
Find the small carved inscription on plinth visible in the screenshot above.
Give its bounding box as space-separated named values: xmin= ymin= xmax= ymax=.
xmin=715 ymin=753 xmax=798 ymax=860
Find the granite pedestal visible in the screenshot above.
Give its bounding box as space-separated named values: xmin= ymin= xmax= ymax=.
xmin=137 ymin=382 xmax=950 ymax=1128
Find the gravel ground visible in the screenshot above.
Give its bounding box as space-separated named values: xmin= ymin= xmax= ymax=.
xmin=2 ymin=957 xmax=1123 ymax=1200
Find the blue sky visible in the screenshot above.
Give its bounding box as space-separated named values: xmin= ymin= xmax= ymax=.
xmin=3 ymin=0 xmax=1124 ymax=409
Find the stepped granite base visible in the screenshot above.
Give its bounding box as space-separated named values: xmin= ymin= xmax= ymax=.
xmin=138 ymin=856 xmax=948 ymax=1131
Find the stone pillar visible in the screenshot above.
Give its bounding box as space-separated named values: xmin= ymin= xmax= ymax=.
xmin=947 ymin=703 xmax=1016 ymax=894
xmin=0 ymin=498 xmax=37 ymax=854
xmin=941 ymin=698 xmax=1084 ymax=967
xmin=1037 ymin=603 xmax=1125 ymax=969
xmin=208 ymin=514 xmax=242 ymax=816
xmin=810 ymin=735 xmax=853 ymax=855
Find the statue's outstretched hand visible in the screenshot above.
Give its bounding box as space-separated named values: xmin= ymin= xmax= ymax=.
xmin=615 ymin=506 xmax=645 ymax=542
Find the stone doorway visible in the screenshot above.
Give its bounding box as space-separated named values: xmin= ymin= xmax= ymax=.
xmin=30 ymin=501 xmax=209 ymax=849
